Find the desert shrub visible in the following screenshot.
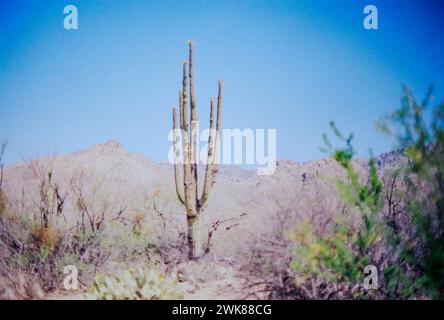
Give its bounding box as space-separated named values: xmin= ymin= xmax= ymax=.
xmin=242 ymin=187 xmax=344 ymax=299
xmin=0 ymin=157 xmax=176 ymax=298
xmin=288 ymin=86 xmax=444 ymax=300
xmin=0 ymin=210 xmax=108 ymax=297
xmin=241 ymin=207 xmax=299 ymax=299
xmin=0 ymin=201 xmax=167 ymax=299
xmin=379 ymin=86 xmax=444 ymax=299
xmin=31 ymin=225 xmax=61 ymax=250
xmin=97 ymin=223 xmax=156 ymax=266
xmin=289 ymin=122 xmax=384 ymax=299
xmin=87 ymin=263 xmax=185 ymax=300
xmin=0 ymin=214 xmax=48 ymax=298
xmin=29 ymin=166 xmax=67 ymax=229
xmin=0 ymin=273 xmax=45 ymax=300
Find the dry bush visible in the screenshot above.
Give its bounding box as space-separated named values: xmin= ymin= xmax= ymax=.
xmin=242 ymin=208 xmax=297 ymax=299
xmin=241 ymin=184 xmax=351 ymax=299
xmin=0 ymin=214 xmax=47 ymax=299
xmin=0 ymin=273 xmax=45 ymax=300
xmin=25 ymin=160 xmax=68 ymax=229
xmin=127 ymin=188 xmax=189 ymax=269
xmin=152 ymin=212 xmax=188 ymax=269
xmin=0 ymin=159 xmax=180 ymax=299
xmin=0 ymin=142 xmax=48 ymax=299
xmin=71 ymin=170 xmax=127 ymax=235
xmin=0 ymin=165 xmax=122 ymax=297
xmin=241 ymin=155 xmax=421 ymax=299
xmin=0 ymin=208 xmax=123 ymax=298
xmin=31 ymin=225 xmax=61 ymax=250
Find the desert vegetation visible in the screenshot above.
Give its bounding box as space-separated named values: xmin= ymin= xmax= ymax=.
xmin=0 ymin=39 xmax=443 ymax=299
xmin=243 ymin=87 xmax=444 ymax=299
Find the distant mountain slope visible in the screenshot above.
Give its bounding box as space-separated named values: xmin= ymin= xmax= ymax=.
xmin=2 ymin=140 xmax=405 ymax=257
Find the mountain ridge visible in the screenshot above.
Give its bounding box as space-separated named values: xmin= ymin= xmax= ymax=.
xmin=2 ymin=140 xmax=405 ymax=257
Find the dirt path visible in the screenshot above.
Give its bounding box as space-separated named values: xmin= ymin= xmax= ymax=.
xmin=48 ymin=261 xmax=263 ymax=300
xmin=184 ymin=270 xmax=251 ymax=300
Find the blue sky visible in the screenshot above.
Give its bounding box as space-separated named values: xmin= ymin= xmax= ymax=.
xmin=1 ymin=0 xmax=444 ymax=165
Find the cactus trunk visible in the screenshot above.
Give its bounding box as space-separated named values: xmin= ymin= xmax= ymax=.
xmin=187 ymin=214 xmax=202 ymax=259
xmin=172 ymin=42 xmax=222 ymax=260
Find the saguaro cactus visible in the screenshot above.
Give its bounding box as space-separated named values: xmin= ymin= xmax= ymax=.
xmin=172 ymin=41 xmax=222 ymax=260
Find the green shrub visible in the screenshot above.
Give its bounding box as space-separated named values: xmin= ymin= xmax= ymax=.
xmin=290 ymin=122 xmax=383 ymax=298
xmin=379 ymin=86 xmax=444 ymax=299
xmin=290 ymin=86 xmax=444 ymax=299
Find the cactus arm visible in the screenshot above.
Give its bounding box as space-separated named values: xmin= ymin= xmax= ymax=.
xmin=211 ymin=81 xmax=223 ymax=184
xmin=188 ymin=41 xmax=199 ymax=207
xmin=180 ymin=61 xmax=195 ymax=217
xmin=199 ymin=98 xmax=216 ymax=209
xmin=172 ymin=107 xmax=185 ymax=205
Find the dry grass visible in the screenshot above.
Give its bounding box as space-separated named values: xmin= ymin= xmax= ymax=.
xmin=32 ymin=226 xmax=61 ymax=250
xmin=0 ymin=190 xmax=6 ymax=214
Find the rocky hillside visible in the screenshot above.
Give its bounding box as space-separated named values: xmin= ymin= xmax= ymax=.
xmin=1 ymin=140 xmax=405 ymax=258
